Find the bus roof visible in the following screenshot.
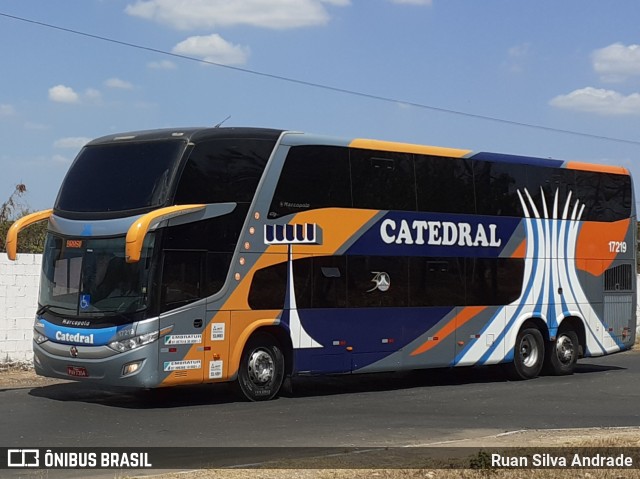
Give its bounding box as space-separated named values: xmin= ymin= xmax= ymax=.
xmin=86 ymin=127 xmax=284 ymax=146
xmin=86 ymin=126 xmax=630 ymax=177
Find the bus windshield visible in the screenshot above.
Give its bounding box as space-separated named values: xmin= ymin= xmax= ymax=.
xmin=39 ymin=234 xmax=155 ymax=318
xmin=55 ymin=140 xmax=185 ymax=214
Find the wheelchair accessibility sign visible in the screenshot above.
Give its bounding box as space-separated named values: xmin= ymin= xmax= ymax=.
xmin=80 ymin=294 xmax=91 ymax=310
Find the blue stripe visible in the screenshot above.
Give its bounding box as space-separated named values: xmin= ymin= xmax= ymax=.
xmin=470 ymin=152 xmax=564 ymax=168
xmin=40 ymin=319 xmax=121 ymax=346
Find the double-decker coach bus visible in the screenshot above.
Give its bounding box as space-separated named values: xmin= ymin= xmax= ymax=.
xmin=6 ymin=127 xmax=636 ymax=401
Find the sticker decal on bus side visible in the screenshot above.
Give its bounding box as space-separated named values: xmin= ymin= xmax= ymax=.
xmin=209 ymin=360 xmax=223 ymax=378
xmin=211 ymin=323 xmax=225 ymax=341
xmin=164 ymin=334 xmax=202 ymax=345
xmin=163 ymin=360 xmax=201 ymax=371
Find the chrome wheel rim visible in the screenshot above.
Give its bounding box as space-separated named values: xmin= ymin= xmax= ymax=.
xmin=555 ymin=334 xmax=575 ymax=366
xmin=520 ymin=333 xmax=540 ymax=368
xmin=247 ymin=349 xmax=274 ymax=385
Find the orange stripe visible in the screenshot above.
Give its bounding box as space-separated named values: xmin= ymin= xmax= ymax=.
xmin=349 ymin=139 xmax=471 ymax=158
xmin=511 ymin=239 xmax=526 ymax=259
xmin=575 ymin=218 xmax=631 ymax=276
xmin=565 ymin=161 xmax=629 ymax=175
xmin=289 ymin=208 xmax=380 ymax=255
xmin=410 ymin=306 xmax=487 ymax=356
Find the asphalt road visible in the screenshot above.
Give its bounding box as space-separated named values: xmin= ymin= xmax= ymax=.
xmin=2 ymin=349 xmax=639 ymax=450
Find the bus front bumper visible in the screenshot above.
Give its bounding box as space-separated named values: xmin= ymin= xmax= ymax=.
xmin=33 ymin=340 xmax=160 ymax=388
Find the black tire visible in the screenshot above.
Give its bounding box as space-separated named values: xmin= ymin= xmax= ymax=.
xmin=236 ymin=333 xmax=285 ymax=401
xmin=506 ymin=327 xmax=544 ymax=380
xmin=544 ymin=329 xmax=579 ymax=376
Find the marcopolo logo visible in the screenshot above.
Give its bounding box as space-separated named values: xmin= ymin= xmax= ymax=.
xmin=380 ymin=219 xmax=501 ymax=248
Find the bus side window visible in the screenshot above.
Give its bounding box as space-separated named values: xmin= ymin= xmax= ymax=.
xmin=350 ymin=149 xmax=415 ymax=211
xmin=575 ymin=171 xmax=632 ymax=222
xmin=160 ymin=250 xmax=203 ymax=312
xmin=248 ymin=262 xmax=287 ymax=310
xmin=465 ymin=258 xmax=524 ymax=306
xmin=268 ymin=145 xmax=351 ymax=218
xmin=415 ymin=155 xmax=475 ymax=214
xmin=173 ymin=139 xmax=273 ymax=204
xmin=312 ymin=256 xmax=347 ymax=308
xmin=409 ymin=257 xmax=466 ymax=307
xmin=347 ymin=256 xmax=409 ymax=308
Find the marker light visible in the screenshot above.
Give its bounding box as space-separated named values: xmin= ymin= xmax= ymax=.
xmin=109 ymin=331 xmax=159 ymax=352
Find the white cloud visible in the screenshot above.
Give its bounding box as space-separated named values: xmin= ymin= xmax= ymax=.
xmin=105 ymin=78 xmax=134 ymax=89
xmin=147 ymin=59 xmax=177 ymax=69
xmin=49 ymin=85 xmax=79 ymax=103
xmin=172 ymin=34 xmax=250 ymax=65
xmin=125 ymin=0 xmax=347 ymax=30
xmin=592 ymin=43 xmax=640 ymax=83
xmin=54 ymin=137 xmax=91 ymax=149
xmin=549 ymin=87 xmax=640 ymax=115
xmin=0 ymin=104 xmax=15 ymax=117
xmin=388 ymin=0 xmax=432 ymax=4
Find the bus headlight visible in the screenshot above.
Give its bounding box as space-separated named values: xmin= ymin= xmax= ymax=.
xmin=109 ymin=331 xmax=159 ymax=352
xmin=33 ymin=330 xmax=48 ymax=344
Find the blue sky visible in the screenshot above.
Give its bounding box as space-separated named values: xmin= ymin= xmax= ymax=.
xmin=1 ymin=0 xmax=640 ymax=212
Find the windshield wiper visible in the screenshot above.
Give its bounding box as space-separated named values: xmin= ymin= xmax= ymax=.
xmin=36 ymin=304 xmax=76 ymax=316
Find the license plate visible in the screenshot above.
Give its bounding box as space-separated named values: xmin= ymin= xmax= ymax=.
xmin=67 ymin=366 xmax=89 ymax=377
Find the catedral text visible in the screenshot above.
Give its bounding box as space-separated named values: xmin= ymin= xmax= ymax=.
xmin=380 ymin=219 xmax=501 ymax=247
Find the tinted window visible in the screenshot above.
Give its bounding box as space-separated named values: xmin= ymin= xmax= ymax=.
xmin=174 ymin=139 xmax=274 ymax=204
xmin=158 ymin=209 xmax=246 ymax=312
xmin=269 ymin=146 xmax=351 ymax=218
xmin=473 ymin=160 xmax=525 ymax=217
xmin=248 ymin=255 xmax=524 ymax=310
xmin=248 ymin=257 xmax=346 ymax=310
xmin=56 ymin=141 xmax=184 ymax=214
xmin=311 ymin=256 xmax=347 ymax=308
xmin=575 ymin=171 xmax=632 ymax=222
xmin=472 ymin=160 xmax=631 ymax=221
xmin=248 ymin=261 xmax=288 ymax=310
xmin=160 ymin=251 xmax=203 ymax=312
xmin=347 ymin=256 xmax=408 ymax=308
xmin=409 ymin=257 xmax=523 ymax=307
xmin=465 ymin=258 xmax=524 ymax=306
xmin=415 ymin=155 xmax=475 ymax=214
xmin=409 ymin=257 xmax=466 ymax=307
xmin=350 ymin=149 xmax=416 ymax=211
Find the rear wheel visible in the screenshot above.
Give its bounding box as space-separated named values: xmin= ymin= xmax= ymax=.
xmin=236 ymin=333 xmax=285 ymax=401
xmin=506 ymin=326 xmax=544 ymax=380
xmin=544 ymin=329 xmax=579 ymax=376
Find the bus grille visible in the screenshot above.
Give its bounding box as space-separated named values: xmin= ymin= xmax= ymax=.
xmin=604 ymin=264 xmax=632 ymax=291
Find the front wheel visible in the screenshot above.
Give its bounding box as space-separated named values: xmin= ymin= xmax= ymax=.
xmin=236 ymin=333 xmax=285 ymax=401
xmin=506 ymin=327 xmax=544 ymax=380
xmin=544 ymin=329 xmax=579 ymax=376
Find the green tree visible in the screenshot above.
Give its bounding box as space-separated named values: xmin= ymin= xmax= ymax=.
xmin=0 ymin=184 xmax=47 ymax=254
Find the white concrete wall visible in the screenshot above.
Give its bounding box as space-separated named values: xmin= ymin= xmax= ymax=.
xmin=0 ymin=254 xmax=42 ymax=362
